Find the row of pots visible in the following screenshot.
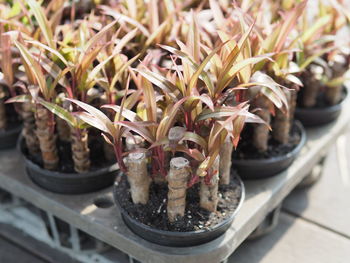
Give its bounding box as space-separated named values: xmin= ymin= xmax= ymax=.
xmin=0 ymin=88 xmax=347 ymax=247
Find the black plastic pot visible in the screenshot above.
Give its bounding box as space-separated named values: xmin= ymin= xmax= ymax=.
xmin=232 ymin=121 xmax=306 ymax=180
xmin=295 ymin=87 xmax=348 ymax=127
xmin=0 ymin=124 xmax=22 ymax=150
xmin=113 ymin=176 xmax=245 ymax=247
xmin=19 ymin=138 xmax=118 ymax=194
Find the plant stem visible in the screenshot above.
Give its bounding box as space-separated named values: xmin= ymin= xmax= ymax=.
xmin=219 ymin=136 xmax=233 ymax=185
xmin=199 ymin=156 xmax=219 ymax=212
xmin=251 ymin=95 xmax=271 ymax=152
xmin=35 ymin=105 xmax=59 ymax=170
xmin=272 ymin=89 xmax=292 ymax=144
xmin=71 ymin=127 xmax=90 ymax=173
xmin=126 ymin=151 xmax=151 ymax=204
xmin=301 ymin=65 xmax=322 ymax=108
xmin=167 ymin=157 xmax=190 ymax=222
xmin=56 ymin=116 xmax=71 ymax=142
xmin=21 ymin=102 xmax=40 ymax=156
xmin=325 ymin=57 xmax=348 ymax=105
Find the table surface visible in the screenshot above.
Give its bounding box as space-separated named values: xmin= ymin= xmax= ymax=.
xmin=0 ymin=97 xmax=349 ymax=263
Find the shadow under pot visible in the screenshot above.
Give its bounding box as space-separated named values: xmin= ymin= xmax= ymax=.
xmin=232 ymin=121 xmax=306 ymax=180
xmin=295 ymin=86 xmax=348 ymax=127
xmin=0 ymin=124 xmax=22 ymax=150
xmin=113 ymin=173 xmax=245 ymax=247
xmin=18 ymin=137 xmax=118 ymax=194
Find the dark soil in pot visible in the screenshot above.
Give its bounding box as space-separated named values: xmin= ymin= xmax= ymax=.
xmin=232 ymin=121 xmax=306 ymax=179
xmin=0 ymin=103 xmax=21 ymax=150
xmin=114 ymin=173 xmax=244 ymax=247
xmin=19 ymin=132 xmax=118 ymax=194
xmin=295 ymin=86 xmax=347 ymax=127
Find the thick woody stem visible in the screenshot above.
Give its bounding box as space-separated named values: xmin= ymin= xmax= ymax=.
xmin=302 ymin=65 xmax=323 ymax=108
xmin=325 ymin=56 xmax=348 ymax=105
xmin=200 ymin=156 xmax=220 ymax=213
xmin=325 ymin=86 xmax=343 ymax=106
xmin=219 ymin=136 xmax=233 ymax=185
xmin=167 ymin=157 xmax=190 ymax=222
xmin=56 ymin=116 xmax=71 ymax=142
xmin=35 ymin=105 xmax=59 ymax=170
xmin=21 ymin=102 xmax=40 ymax=156
xmin=126 ymin=151 xmax=150 ymax=204
xmin=252 ymin=96 xmax=271 ymax=152
xmin=289 ymin=88 xmax=297 ymax=126
xmin=71 ymin=128 xmax=90 ymax=173
xmin=272 ymin=90 xmax=291 ymax=144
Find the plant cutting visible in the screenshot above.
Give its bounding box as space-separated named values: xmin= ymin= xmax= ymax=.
xmin=208 ymin=0 xmax=307 ymax=178
xmin=295 ymin=0 xmax=350 ymax=126
xmin=7 ymin=0 xmax=134 ymax=194
xmin=68 ymin=13 xmax=275 ymax=246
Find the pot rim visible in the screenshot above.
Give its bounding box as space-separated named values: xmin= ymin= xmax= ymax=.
xmin=232 ymin=120 xmax=307 ymax=165
xmin=296 ymin=85 xmax=348 ymax=113
xmin=114 ymin=175 xmax=245 ymax=237
xmin=18 ymin=136 xmax=119 ymax=178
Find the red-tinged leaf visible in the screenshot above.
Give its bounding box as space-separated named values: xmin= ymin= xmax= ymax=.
xmin=82 ymin=20 xmax=117 ymax=54
xmin=218 ymin=22 xmax=255 ymax=82
xmin=188 ymin=11 xmax=200 ymax=63
xmin=218 ymin=54 xmax=273 ymax=94
xmin=301 ymin=15 xmax=331 ymax=44
xmin=156 ymin=97 xmax=187 ymax=140
xmin=76 ymin=112 xmax=110 ymax=134
xmin=76 ymin=44 xmax=105 ymax=81
xmin=193 ymin=94 xmax=214 ymax=111
xmin=149 ymin=137 xmax=169 ymax=149
xmin=250 ymin=71 xmax=288 ymax=109
xmin=67 ymin=98 xmax=116 ymax=136
xmin=144 ymin=16 xmax=170 ymax=49
xmin=113 ymin=28 xmax=138 ymax=54
xmin=286 ymin=74 xmax=303 ymax=87
xmin=134 ymin=68 xmax=178 ymax=101
xmin=38 ymin=98 xmax=76 ymax=127
xmin=101 ymin=105 xmax=141 ymax=122
xmin=188 ymin=42 xmax=226 ymax=97
xmin=142 ymin=77 xmax=157 ymax=123
xmin=100 ymin=6 xmax=150 ymax=37
xmin=209 ymin=0 xmax=225 ymax=28
xmin=14 ymin=41 xmax=48 ymax=99
xmin=173 ymin=145 xmax=205 ymax=162
xmin=26 ymin=40 xmax=68 ymax=66
xmin=113 ymin=121 xmax=156 ymax=143
xmin=5 ymin=94 xmax=31 ymax=104
xmin=27 ymin=0 xmax=55 ymax=49
xmin=182 ymin=132 xmax=208 ymax=151
xmin=275 ymin=1 xmax=307 ymax=52
xmin=38 ymin=55 xmax=70 ymax=89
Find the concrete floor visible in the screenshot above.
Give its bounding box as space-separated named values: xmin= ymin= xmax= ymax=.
xmin=1 ymin=134 xmax=350 ymax=263
xmin=229 ymin=134 xmax=350 ymax=263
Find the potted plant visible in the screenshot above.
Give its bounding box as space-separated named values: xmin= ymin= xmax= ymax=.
xmin=295 ymin=0 xmax=350 ymax=126
xmin=208 ymin=0 xmax=307 ymax=179
xmin=7 ymin=1 xmax=132 ymax=194
xmin=67 ymin=12 xmax=277 ymax=246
